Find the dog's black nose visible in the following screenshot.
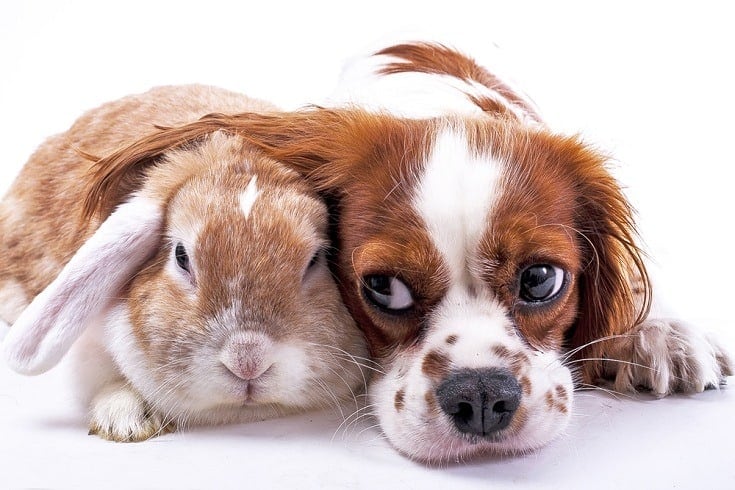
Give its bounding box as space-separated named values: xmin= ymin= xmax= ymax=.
xmin=436 ymin=368 xmax=522 ymax=436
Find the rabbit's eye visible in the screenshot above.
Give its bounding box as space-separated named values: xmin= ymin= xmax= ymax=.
xmin=302 ymin=248 xmax=323 ymax=283
xmin=307 ymin=250 xmax=320 ymax=269
xmin=175 ymin=243 xmax=191 ymax=273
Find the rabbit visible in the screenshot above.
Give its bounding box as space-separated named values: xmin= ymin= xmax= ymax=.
xmin=0 ymin=85 xmax=368 ymax=442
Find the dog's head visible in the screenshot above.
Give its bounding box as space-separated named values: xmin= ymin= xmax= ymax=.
xmin=92 ymin=109 xmax=649 ymax=462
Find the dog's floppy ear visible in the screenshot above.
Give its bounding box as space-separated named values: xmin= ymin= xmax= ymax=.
xmin=3 ymin=195 xmax=162 ymax=374
xmin=81 ymin=120 xmax=233 ymax=220
xmin=84 ymin=108 xmax=414 ymax=203
xmin=565 ymin=146 xmax=652 ymax=383
xmin=197 ymin=109 xmax=413 ymax=192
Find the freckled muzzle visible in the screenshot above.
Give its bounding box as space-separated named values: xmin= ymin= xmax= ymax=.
xmin=435 ymin=367 xmax=522 ymax=437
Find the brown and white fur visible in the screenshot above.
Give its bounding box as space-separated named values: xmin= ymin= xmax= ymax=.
xmin=58 ymin=45 xmax=733 ymax=462
xmin=0 ymin=85 xmax=368 ymax=442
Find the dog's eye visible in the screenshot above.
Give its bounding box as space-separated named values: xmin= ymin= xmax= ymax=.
xmin=519 ymin=264 xmax=565 ymax=303
xmin=362 ymin=275 xmax=414 ymax=312
xmin=175 ymin=243 xmax=191 ymax=273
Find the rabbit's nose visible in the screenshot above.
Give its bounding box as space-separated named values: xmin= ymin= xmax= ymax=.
xmin=220 ymin=332 xmax=274 ymax=380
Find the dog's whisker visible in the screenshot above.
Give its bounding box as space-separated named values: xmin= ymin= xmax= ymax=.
xmin=574 ymin=382 xmax=635 ymax=400
xmin=560 ymin=334 xmax=635 ymax=364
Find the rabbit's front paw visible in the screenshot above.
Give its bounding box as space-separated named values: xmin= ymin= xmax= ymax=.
xmin=88 ymin=382 xmax=174 ymax=442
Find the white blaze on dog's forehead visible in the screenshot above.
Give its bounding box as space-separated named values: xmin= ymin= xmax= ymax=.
xmin=413 ymin=129 xmax=503 ymax=284
xmin=239 ymin=175 xmax=260 ymax=219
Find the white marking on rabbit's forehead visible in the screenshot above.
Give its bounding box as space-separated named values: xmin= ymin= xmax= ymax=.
xmin=412 ymin=129 xmax=503 ymax=285
xmin=239 ymin=175 xmax=260 ymax=219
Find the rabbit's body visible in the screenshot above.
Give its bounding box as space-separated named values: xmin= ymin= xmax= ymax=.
xmin=1 ymin=85 xmax=275 ymax=305
xmin=1 ymin=85 xmax=368 ymax=441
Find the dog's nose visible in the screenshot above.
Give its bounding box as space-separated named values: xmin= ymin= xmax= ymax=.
xmin=435 ymin=368 xmax=522 ymax=436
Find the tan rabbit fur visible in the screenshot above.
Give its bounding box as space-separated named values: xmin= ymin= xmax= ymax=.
xmin=1 ymin=85 xmax=275 ymax=306
xmin=0 ymin=85 xmax=368 ymax=442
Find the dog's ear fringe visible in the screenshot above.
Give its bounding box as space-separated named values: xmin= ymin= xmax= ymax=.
xmin=79 ymin=108 xmax=371 ymax=222
xmin=569 ymin=161 xmax=653 ymax=383
xmin=80 ymin=115 xmax=233 ymax=221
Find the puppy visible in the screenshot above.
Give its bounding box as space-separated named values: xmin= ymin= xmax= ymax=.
xmin=79 ymin=44 xmax=733 ymax=462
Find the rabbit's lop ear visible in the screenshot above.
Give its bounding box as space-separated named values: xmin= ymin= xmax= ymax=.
xmin=3 ymin=196 xmax=162 ymax=375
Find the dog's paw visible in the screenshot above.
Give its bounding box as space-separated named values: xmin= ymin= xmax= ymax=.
xmin=88 ymin=383 xmax=174 ymax=442
xmin=605 ymin=319 xmax=733 ymax=397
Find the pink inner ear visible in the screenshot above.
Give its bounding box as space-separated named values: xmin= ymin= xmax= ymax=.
xmin=2 ymin=196 xmax=162 ymax=375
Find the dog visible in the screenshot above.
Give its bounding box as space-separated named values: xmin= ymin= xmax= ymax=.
xmin=78 ymin=42 xmax=734 ymax=463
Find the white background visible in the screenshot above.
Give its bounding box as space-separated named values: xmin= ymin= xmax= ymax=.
xmin=1 ymin=1 xmax=734 ymax=488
